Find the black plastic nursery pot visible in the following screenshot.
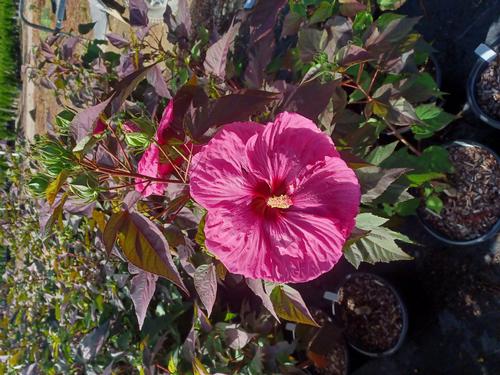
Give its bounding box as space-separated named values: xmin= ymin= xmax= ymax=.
xmin=418 ymin=140 xmax=500 ymax=246
xmin=333 ymin=273 xmax=408 ymax=358
xmin=467 ymin=54 xmax=500 ymax=129
xmin=285 ymin=321 xmax=350 ymax=375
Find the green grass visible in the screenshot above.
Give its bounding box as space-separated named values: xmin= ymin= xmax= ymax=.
xmin=0 ymin=0 xmax=20 ymax=139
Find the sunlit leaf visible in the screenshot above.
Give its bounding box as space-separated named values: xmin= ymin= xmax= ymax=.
xmin=194 ymin=264 xmax=217 ymax=316
xmin=270 ymin=285 xmax=319 ymax=327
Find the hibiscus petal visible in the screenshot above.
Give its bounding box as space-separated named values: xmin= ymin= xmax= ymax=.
xmin=189 ymin=122 xmax=264 ymax=211
xmin=157 ymin=101 xmax=174 ymax=145
xmin=246 ymin=112 xmax=339 ymax=186
xmin=135 ymin=144 xmax=174 ymax=196
xmin=93 ymin=118 xmax=107 ymax=135
xmin=289 ymin=156 xmax=361 ymax=238
xmin=204 ymin=206 xmax=346 ymax=282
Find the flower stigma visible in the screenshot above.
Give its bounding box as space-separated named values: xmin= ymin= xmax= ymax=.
xmin=266 ymin=194 xmax=293 ymax=209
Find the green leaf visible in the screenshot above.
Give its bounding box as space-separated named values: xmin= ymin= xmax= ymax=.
xmin=381 ymin=146 xmax=453 ymax=174
xmin=365 ymin=141 xmax=399 ymax=166
xmin=124 ymin=132 xmax=150 ymax=149
xmin=195 ymin=213 xmax=207 ymax=249
xmin=28 ymin=174 xmax=50 ymax=197
xmin=406 ymin=171 xmax=445 ymax=186
xmin=394 ymin=198 xmax=420 ymax=216
xmin=377 ymin=0 xmax=406 ymax=11
xmin=73 ymin=135 xmax=98 ymax=155
xmin=355 ymin=213 xmax=389 ymax=230
xmin=78 ymin=22 xmax=96 ymax=35
xmin=119 ymin=211 xmax=188 ymax=294
xmin=425 ymin=194 xmax=443 ymax=214
xmin=344 ymin=225 xmax=413 ymax=268
xmin=309 ymin=2 xmax=334 ymax=24
xmin=412 ymin=104 xmax=455 ymax=140
xmin=353 ymin=11 xmax=373 ymax=33
xmin=269 ymin=285 xmax=319 ymax=327
xmin=55 ymin=110 xmax=75 ymax=131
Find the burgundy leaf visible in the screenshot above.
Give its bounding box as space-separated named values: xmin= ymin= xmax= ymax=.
xmin=182 ymin=324 xmax=196 ymax=362
xmin=117 ymin=53 xmax=136 ymax=79
xmin=120 ymin=211 xmax=188 ymax=294
xmin=70 ymin=97 xmax=113 ymax=142
xmin=244 ymin=32 xmax=275 ymax=89
xmin=224 ymin=326 xmax=256 ymax=350
xmin=270 ymin=285 xmax=319 ymax=327
xmin=106 ymin=33 xmax=130 ymax=48
xmin=62 ymin=37 xmax=80 ymax=60
xmin=246 ymin=278 xmax=279 ymax=321
xmin=103 ymin=211 xmax=128 ymax=255
xmin=246 ymin=0 xmax=287 ymax=44
xmin=281 ymin=10 xmax=303 ymax=37
xmin=64 ymin=197 xmax=96 ymax=217
xmin=147 ymin=65 xmax=171 ymax=98
xmin=79 ymin=321 xmax=110 ymax=361
xmin=187 ymin=90 xmax=281 ymax=140
xmin=194 ymin=264 xmax=217 ymax=317
xmin=279 ymin=79 xmax=339 ymax=121
xmin=364 ymin=16 xmax=420 ymax=52
xmin=108 ymin=63 xmax=158 ymax=115
xmin=204 ymin=23 xmax=239 ymax=79
xmin=129 ymin=0 xmax=149 ymax=27
xmin=177 ymin=243 xmax=196 ymax=276
xmin=324 ymin=16 xmax=353 ymax=57
xmin=356 ymin=166 xmax=410 ymax=203
xmin=297 ymin=28 xmax=328 ymax=63
xmin=176 ymin=0 xmax=192 ymax=39
xmin=130 ymin=270 xmax=158 ymax=329
xmin=337 ymin=44 xmax=371 ymax=66
xmin=339 ymin=0 xmax=366 ymax=17
xmin=386 ymin=97 xmax=420 ymax=126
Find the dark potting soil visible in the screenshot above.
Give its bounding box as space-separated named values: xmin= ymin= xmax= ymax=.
xmin=337 ymin=274 xmax=404 ymax=354
xmin=476 ymin=56 xmax=500 ymax=120
xmin=313 ymin=343 xmax=348 ymax=375
xmin=421 ymin=144 xmax=500 ymax=241
xmin=306 ymin=321 xmax=349 ymax=375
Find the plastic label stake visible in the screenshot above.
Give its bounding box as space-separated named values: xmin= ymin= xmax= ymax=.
xmin=474 ymin=43 xmax=497 ymax=62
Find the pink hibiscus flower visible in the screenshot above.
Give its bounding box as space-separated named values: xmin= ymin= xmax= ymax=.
xmin=189 ymin=112 xmax=361 ymax=283
xmin=135 ymin=102 xmax=178 ymax=196
xmin=93 ymin=118 xmax=107 ymax=135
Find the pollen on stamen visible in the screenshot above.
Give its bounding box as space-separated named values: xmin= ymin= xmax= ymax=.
xmin=267 ymin=194 xmax=293 ymax=209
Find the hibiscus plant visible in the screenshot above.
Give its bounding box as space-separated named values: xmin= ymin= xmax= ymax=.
xmin=27 ymin=0 xmax=456 ymax=371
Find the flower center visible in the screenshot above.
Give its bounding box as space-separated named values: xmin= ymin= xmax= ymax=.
xmin=266 ymin=194 xmax=292 ymax=209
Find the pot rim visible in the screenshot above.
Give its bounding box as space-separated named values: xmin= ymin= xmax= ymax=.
xmin=418 ymin=140 xmax=500 ymax=246
xmin=336 ymin=272 xmax=409 ymax=358
xmin=466 ymin=55 xmax=500 ymax=130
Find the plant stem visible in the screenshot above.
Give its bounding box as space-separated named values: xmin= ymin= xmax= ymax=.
xmin=384 ymin=121 xmax=422 ymax=156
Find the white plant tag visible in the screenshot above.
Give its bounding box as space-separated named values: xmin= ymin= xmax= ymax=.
xmin=474 ymin=43 xmax=497 ymax=62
